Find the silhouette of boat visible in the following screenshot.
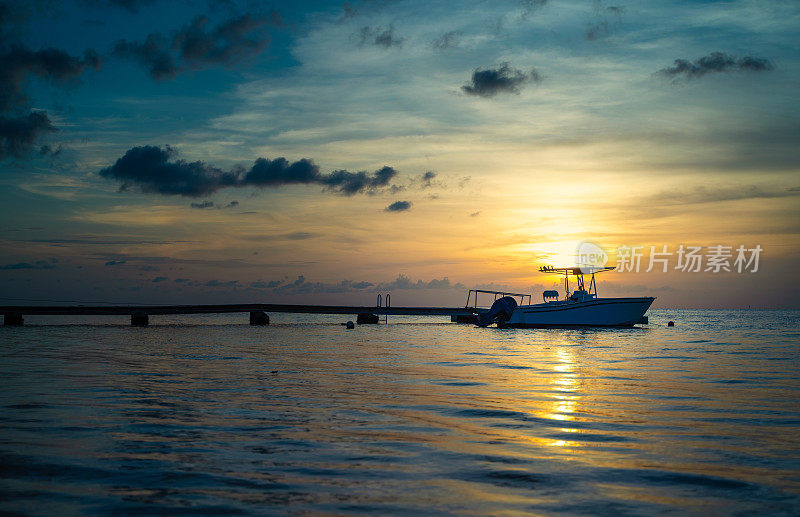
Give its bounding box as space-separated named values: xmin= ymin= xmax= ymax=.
xmin=475 ymin=266 xmax=654 ymax=328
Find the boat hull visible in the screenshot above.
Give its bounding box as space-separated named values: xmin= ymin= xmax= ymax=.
xmin=503 ymin=297 xmax=655 ymax=328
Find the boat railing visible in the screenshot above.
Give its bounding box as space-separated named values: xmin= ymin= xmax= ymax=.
xmin=465 ymin=289 xmax=532 ymax=308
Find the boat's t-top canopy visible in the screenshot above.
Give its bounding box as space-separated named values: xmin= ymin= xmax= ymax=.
xmin=539 ymin=266 xmax=616 ymax=275
xmin=539 ymin=265 xmax=616 ymax=301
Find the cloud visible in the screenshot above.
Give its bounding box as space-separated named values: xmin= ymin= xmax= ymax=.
xmin=469 ymin=211 xmax=481 ymax=217
xmin=520 ymin=0 xmax=548 ymax=17
xmin=97 ymin=0 xmax=156 ymax=13
xmin=114 ymin=12 xmax=276 ymax=80
xmin=658 ymin=52 xmax=773 ymax=80
xmin=284 ymin=231 xmax=316 ymax=240
xmin=113 ymin=35 xmax=176 ymax=80
xmin=420 ymin=171 xmax=436 ymax=188
xmin=250 ymin=274 xmax=464 ymax=295
xmin=104 ymin=260 xmax=126 ymax=266
xmin=462 ymin=63 xmax=540 ymax=97
xmin=431 ymin=30 xmax=461 ymax=50
xmin=0 ymin=259 xmax=57 ymax=270
xmin=385 ymin=200 xmax=411 ymax=212
xmin=205 ymin=279 xmax=239 ymax=287
xmin=242 ymin=156 xmax=321 ymax=186
xmin=0 ymin=111 xmax=57 ymax=159
xmin=645 ymin=185 xmax=800 ymax=206
xmin=320 ymin=165 xmax=398 ymax=195
xmin=189 ymin=200 xmax=239 ymax=209
xmin=99 ymin=145 xmax=399 ymax=197
xmin=99 ymin=145 xmax=237 ymax=196
xmin=0 ymin=45 xmax=101 ymax=111
xmin=80 ymin=0 xmax=156 ymax=12
xmin=354 ymin=25 xmax=404 ymax=48
xmin=20 ymin=237 xmax=191 ymax=245
xmin=374 ymin=274 xmax=465 ymax=291
xmin=151 ymin=276 xmax=168 ymax=282
xmin=0 ymin=41 xmax=100 ymax=158
xmin=586 ymin=4 xmax=624 ymax=41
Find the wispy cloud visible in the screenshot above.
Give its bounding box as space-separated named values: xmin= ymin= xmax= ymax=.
xmin=354 ymin=25 xmax=404 ymax=48
xmin=113 ymin=12 xmax=278 ymax=80
xmin=431 ymin=30 xmax=461 ymax=50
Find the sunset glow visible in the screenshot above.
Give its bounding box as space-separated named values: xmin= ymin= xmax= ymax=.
xmin=1 ymin=0 xmax=797 ymax=308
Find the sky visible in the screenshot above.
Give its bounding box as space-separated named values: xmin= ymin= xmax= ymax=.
xmin=0 ymin=0 xmax=798 ymax=309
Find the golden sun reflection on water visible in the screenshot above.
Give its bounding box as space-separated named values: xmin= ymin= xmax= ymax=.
xmin=545 ymin=348 xmax=582 ymax=447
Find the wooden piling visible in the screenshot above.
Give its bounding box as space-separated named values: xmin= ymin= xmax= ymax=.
xmin=131 ymin=313 xmax=149 ymax=327
xmin=249 ymin=311 xmax=270 ymax=325
xmin=3 ymin=313 xmax=23 ymax=326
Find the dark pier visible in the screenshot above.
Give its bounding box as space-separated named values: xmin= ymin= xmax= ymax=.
xmin=1 ymin=303 xmax=480 ymax=326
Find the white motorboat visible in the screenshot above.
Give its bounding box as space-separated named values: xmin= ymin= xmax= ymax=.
xmin=475 ymin=266 xmax=654 ymax=328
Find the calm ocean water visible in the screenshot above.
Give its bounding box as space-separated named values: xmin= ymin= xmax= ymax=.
xmin=1 ymin=309 xmax=799 ymax=515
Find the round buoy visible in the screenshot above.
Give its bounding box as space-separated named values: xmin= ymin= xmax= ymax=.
xmin=667 ymin=321 xmax=674 ymax=327
xmin=345 ymin=321 xmax=355 ymax=329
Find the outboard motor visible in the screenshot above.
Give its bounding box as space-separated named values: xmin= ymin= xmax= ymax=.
xmin=477 ymin=296 xmax=518 ymax=327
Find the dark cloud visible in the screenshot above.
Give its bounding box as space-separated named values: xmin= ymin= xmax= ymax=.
xmin=420 ymin=171 xmax=436 ymax=188
xmin=83 ymin=0 xmax=156 ymax=12
xmin=385 ymin=200 xmax=411 ymax=212
xmin=469 ymin=211 xmax=481 ymax=217
xmin=205 ymin=279 xmax=239 ymax=287
xmin=284 ymin=231 xmax=316 ymax=240
xmin=114 ymin=12 xmax=276 ymax=80
xmin=658 ymin=52 xmax=773 ymax=80
xmin=151 ymin=276 xmax=168 ymax=283
xmin=20 ymin=237 xmax=191 ymax=245
xmin=374 ymin=274 xmax=465 ymax=291
xmin=321 ymin=165 xmax=397 ymax=196
xmin=462 ymin=63 xmax=540 ymax=97
xmin=99 ymin=145 xmax=237 ymax=196
xmin=355 ymin=25 xmax=403 ymax=48
xmin=432 ymin=30 xmax=461 ymax=50
xmin=0 ymin=259 xmax=57 ymax=270
xmin=113 ymin=35 xmax=176 ymax=79
xmin=105 ymin=260 xmax=126 ymax=266
xmin=259 ymin=274 xmax=464 ymax=295
xmin=586 ymin=21 xmax=609 ymax=40
xmin=99 ymin=145 xmax=399 ymax=197
xmin=189 ymin=200 xmax=239 ymax=209
xmin=250 ymin=279 xmax=283 ymax=289
xmin=243 ymin=156 xmax=320 ymax=186
xmin=0 ymin=46 xmax=101 ymax=111
xmin=586 ymin=4 xmax=623 ymax=41
xmin=0 ymin=111 xmax=57 ymax=159
xmin=0 ymin=37 xmax=100 ymax=158
xmin=341 ymin=2 xmax=359 ymax=20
